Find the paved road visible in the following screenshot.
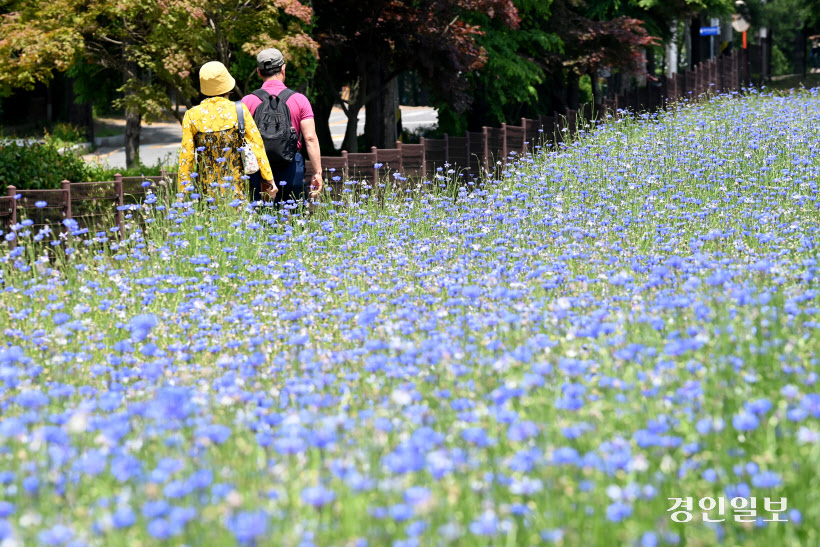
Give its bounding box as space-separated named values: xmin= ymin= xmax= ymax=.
xmin=82 ymin=106 xmax=437 ymax=169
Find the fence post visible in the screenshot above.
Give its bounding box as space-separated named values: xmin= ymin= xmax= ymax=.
xmin=443 ymin=133 xmax=450 ymax=165
xmin=61 ymin=180 xmax=72 ymax=221
xmin=418 ymin=138 xmax=427 ymax=178
xmin=482 ymin=127 xmax=490 ymax=172
xmin=7 ymin=185 xmax=17 ymax=226
xmin=5 ymin=185 xmax=17 ymax=249
xmin=114 ymin=173 xmax=124 ymax=235
xmin=500 ymin=123 xmax=508 ymax=161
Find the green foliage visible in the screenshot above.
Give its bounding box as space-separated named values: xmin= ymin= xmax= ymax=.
xmin=436 ymin=104 xmax=469 ymax=138
xmin=578 ymin=74 xmax=593 ymax=104
xmin=746 ymin=0 xmax=820 ymax=32
xmin=771 ymin=45 xmax=793 ymax=77
xmin=82 ymin=160 xmax=173 ymax=182
xmin=0 ymin=139 xmax=88 ymax=192
xmin=233 ymin=49 xmax=318 ymax=97
xmin=0 ymin=122 xmax=86 ymax=145
xmin=0 ymin=137 xmax=175 ymax=193
xmin=436 ymin=0 xmax=561 ymax=133
xmin=68 ymin=63 xmax=124 ymax=117
xmin=48 ymin=123 xmax=84 ymax=144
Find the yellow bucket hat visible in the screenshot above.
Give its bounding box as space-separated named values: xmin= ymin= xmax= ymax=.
xmin=199 ymin=61 xmax=236 ymax=96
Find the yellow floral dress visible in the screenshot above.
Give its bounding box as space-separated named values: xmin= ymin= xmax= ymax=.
xmin=178 ymin=97 xmax=272 ymax=199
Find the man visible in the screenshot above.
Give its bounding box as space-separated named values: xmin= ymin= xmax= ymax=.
xmin=242 ymin=48 xmax=323 ymax=205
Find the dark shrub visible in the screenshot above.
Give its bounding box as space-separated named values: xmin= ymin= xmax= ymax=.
xmin=0 ymin=139 xmax=89 ymax=193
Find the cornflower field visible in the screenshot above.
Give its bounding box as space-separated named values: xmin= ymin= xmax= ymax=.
xmin=1 ymin=90 xmax=819 ymax=547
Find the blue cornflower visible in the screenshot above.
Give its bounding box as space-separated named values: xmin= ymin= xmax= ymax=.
xmin=147 ymin=518 xmax=171 ymax=539
xmin=745 ymin=398 xmax=772 ymax=415
xmin=53 ymin=312 xmax=71 ymax=325
xmin=196 ymin=424 xmax=231 ymax=444
xmin=640 ymin=531 xmax=659 ymax=547
xmin=0 ymin=520 xmax=12 ymax=540
xmin=403 ymin=486 xmax=431 ymax=506
xmin=37 ymin=524 xmax=73 ymax=545
xmin=226 ymin=510 xmax=269 ymax=545
xmin=751 ymin=471 xmax=781 ymax=488
xmin=540 ymin=529 xmax=564 ymax=543
xmin=0 ymin=501 xmax=14 ymax=518
xmin=732 ymin=411 xmax=759 ymax=431
xmin=301 ymin=485 xmax=335 ymax=508
xmin=406 ymin=520 xmax=427 ymax=537
xmin=142 ymin=499 xmax=170 ymax=518
xmin=35 ymin=201 xmax=47 ymax=208
xmin=112 ymin=506 xmax=136 ymax=528
xmin=389 ymin=503 xmax=413 ymax=522
xmin=801 ymin=394 xmax=820 ymax=418
xmin=605 ymin=501 xmax=632 ymax=522
xmin=461 ymin=427 xmax=493 ymax=446
xmin=15 ymin=390 xmax=49 ymax=409
xmin=129 ymin=313 xmax=158 ymax=342
xmin=469 ymin=511 xmax=499 ymax=536
xmin=507 ymin=420 xmax=539 ymax=441
xmin=551 ymin=446 xmax=580 ymax=465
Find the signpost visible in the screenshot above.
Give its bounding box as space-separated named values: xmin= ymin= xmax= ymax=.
xmin=734 ymin=0 xmax=752 ymax=86
xmin=701 ymin=25 xmax=720 ymax=61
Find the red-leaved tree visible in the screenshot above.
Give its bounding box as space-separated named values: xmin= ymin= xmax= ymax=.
xmin=311 ymin=0 xmax=519 ymax=151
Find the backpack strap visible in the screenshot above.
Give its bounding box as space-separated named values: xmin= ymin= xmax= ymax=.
xmin=275 ymin=89 xmax=297 ymax=138
xmin=252 ymin=88 xmax=295 ymax=105
xmin=277 ymin=88 xmax=296 ymax=103
xmin=235 ymin=101 xmax=245 ymax=136
xmin=252 ymin=89 xmax=271 ymax=102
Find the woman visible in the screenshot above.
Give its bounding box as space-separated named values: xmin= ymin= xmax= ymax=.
xmin=178 ymin=61 xmax=276 ymax=201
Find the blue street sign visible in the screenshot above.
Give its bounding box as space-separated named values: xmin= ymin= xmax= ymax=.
xmin=700 ymin=26 xmax=720 ymax=36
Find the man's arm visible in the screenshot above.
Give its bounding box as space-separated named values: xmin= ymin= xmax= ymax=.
xmin=300 ymin=118 xmax=324 ymax=198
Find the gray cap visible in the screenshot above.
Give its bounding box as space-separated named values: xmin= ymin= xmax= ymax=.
xmin=257 ymin=48 xmax=284 ymax=71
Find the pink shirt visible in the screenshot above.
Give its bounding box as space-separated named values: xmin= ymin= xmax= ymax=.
xmin=241 ymin=80 xmax=314 ymax=150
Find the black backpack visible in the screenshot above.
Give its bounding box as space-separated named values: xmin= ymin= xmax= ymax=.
xmin=251 ymin=88 xmax=299 ymax=166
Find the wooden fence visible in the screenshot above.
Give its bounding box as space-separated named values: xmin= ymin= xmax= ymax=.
xmin=0 ymin=50 xmax=746 ymax=240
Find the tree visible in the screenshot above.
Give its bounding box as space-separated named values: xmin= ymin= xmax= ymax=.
xmin=311 ymin=0 xmax=520 ymax=151
xmin=558 ymin=5 xmax=660 ymax=107
xmin=439 ymin=0 xmax=660 ymax=132
xmin=439 ymin=0 xmax=562 ymax=133
xmin=0 ymin=0 xmax=317 ymax=168
xmin=745 ymin=0 xmax=820 ymax=74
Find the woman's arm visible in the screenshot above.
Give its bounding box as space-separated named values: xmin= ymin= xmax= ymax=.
xmin=242 ymin=103 xmax=274 ymax=189
xmin=178 ymin=110 xmax=196 ymax=194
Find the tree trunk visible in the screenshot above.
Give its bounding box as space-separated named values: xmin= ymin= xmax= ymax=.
xmin=342 ymin=106 xmax=361 ymax=153
xmin=125 ymin=107 xmax=141 ymax=168
xmin=646 ymin=48 xmax=656 ymax=81
xmin=589 ymin=71 xmax=602 ymax=107
xmin=566 ymin=71 xmax=580 ymax=110
xmin=312 ymin=89 xmax=336 ymax=153
xmin=689 ymin=17 xmax=701 ymax=67
xmin=666 ymin=20 xmax=679 ymax=77
xmin=363 ymin=62 xmax=397 ymax=149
